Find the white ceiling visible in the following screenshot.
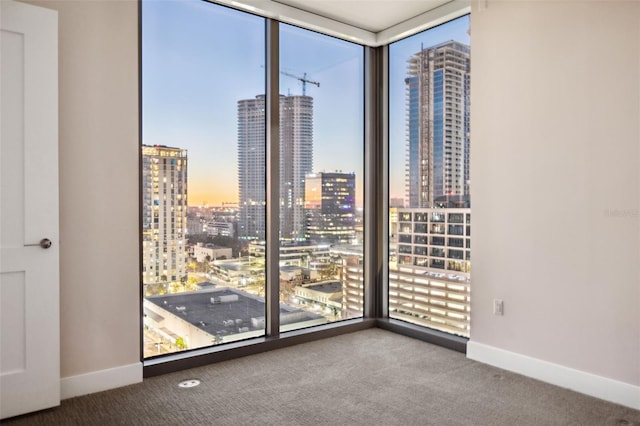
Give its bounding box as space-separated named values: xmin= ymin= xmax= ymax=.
xmin=215 ymin=0 xmax=469 ymax=46
xmin=273 ymin=0 xmax=453 ymax=33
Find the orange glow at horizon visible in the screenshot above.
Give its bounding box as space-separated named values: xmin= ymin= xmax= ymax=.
xmin=188 ymin=180 xmax=238 ymax=206
xmin=187 ymin=178 xmax=365 ymax=208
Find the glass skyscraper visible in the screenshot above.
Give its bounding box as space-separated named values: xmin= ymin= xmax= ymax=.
xmin=237 ymin=94 xmax=314 ymax=241
xmin=280 ymin=95 xmax=314 ymax=241
xmin=390 ymin=37 xmax=472 ymax=337
xmin=406 ymin=40 xmax=470 ymax=208
xmin=237 ymin=95 xmax=267 ymax=241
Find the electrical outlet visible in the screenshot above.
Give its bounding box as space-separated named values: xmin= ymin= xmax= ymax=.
xmin=493 ymin=299 xmax=504 ymax=316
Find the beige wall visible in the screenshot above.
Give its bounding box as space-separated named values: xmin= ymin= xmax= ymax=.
xmin=470 ymin=0 xmax=639 ymax=386
xmin=21 ymin=0 xmax=140 ymax=378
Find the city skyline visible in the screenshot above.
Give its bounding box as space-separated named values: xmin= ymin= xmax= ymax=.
xmin=142 ymin=0 xmax=363 ymax=206
xmin=142 ymin=0 xmax=468 ymax=206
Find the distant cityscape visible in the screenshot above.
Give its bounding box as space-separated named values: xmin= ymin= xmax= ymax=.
xmin=142 ymin=38 xmax=470 ymax=358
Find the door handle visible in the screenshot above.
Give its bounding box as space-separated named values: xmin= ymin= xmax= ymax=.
xmin=25 ymin=238 xmax=52 ymax=249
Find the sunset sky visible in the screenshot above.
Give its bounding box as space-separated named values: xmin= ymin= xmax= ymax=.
xmin=142 ymin=0 xmax=469 ymax=206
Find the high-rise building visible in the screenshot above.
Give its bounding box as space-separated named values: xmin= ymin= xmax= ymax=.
xmin=237 ymin=96 xmax=267 ymax=241
xmin=237 ymin=94 xmax=313 ymax=241
xmin=141 ymin=145 xmax=188 ymax=284
xmin=280 ymin=95 xmax=314 ymax=241
xmin=304 ymin=172 xmax=356 ymax=245
xmin=406 ymin=40 xmax=470 ymax=208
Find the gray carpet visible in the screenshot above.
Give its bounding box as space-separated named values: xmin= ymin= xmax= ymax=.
xmin=5 ymin=329 xmax=640 ymax=425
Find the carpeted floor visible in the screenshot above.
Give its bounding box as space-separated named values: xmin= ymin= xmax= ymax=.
xmin=5 ymin=328 xmax=640 ymax=425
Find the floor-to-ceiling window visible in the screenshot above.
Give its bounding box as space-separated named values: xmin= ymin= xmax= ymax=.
xmin=141 ymin=0 xmax=364 ymax=359
xmin=141 ymin=0 xmax=266 ymax=357
xmin=141 ymin=0 xmax=469 ymax=365
xmin=388 ymin=16 xmax=471 ymax=337
xmin=278 ymin=24 xmax=364 ymax=332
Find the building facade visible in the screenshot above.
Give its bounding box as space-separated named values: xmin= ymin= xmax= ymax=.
xmin=237 ymin=95 xmax=267 ymax=241
xmin=237 ymin=94 xmax=313 ymax=241
xmin=305 ymin=172 xmax=356 ymax=245
xmin=280 ymin=95 xmax=314 ymax=241
xmin=141 ymin=145 xmax=188 ymax=284
xmin=294 ymin=281 xmax=343 ymax=315
xmin=332 ymin=245 xmax=364 ymax=320
xmin=406 ymin=40 xmax=470 ymax=208
xmin=390 ymin=208 xmax=470 ymax=336
xmin=193 ymin=243 xmax=233 ymax=263
xmin=248 ymin=241 xmax=332 ymax=268
xmin=206 ymin=221 xmax=235 ymax=238
xmin=187 ymin=214 xmax=205 ymax=236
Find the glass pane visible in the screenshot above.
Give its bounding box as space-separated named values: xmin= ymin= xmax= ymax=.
xmin=389 ymin=16 xmax=471 ymax=337
xmin=142 ymin=0 xmax=265 ymax=357
xmin=278 ymin=24 xmax=364 ymax=332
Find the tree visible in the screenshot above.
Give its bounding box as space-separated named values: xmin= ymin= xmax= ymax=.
xmin=145 ymin=283 xmax=167 ymax=297
xmin=319 ymin=262 xmax=339 ymax=280
xmin=175 ymin=337 xmax=187 ymax=350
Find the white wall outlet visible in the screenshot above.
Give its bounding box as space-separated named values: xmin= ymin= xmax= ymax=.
xmin=493 ymin=299 xmax=504 ymax=316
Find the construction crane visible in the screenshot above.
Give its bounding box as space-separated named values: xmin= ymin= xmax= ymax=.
xmin=280 ymin=71 xmax=320 ymax=96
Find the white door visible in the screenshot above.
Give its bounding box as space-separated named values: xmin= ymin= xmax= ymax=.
xmin=0 ymin=0 xmax=59 ymax=419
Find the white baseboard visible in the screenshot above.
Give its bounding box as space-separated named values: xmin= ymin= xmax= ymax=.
xmin=467 ymin=341 xmax=640 ymax=410
xmin=61 ymin=362 xmax=143 ymax=400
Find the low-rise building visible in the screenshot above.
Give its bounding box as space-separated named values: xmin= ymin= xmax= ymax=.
xmin=294 ymin=281 xmax=343 ymax=315
xmin=144 ymin=288 xmax=326 ymax=349
xmin=193 ymin=243 xmax=233 ymax=262
xmin=206 ymin=221 xmax=235 ymax=238
xmin=210 ymin=257 xmax=263 ymax=285
xmin=249 ymin=241 xmax=332 ymax=268
xmin=280 ymin=265 xmax=303 ymax=281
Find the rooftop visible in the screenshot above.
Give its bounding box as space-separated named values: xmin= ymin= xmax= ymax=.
xmin=196 ymin=282 xmax=216 ymax=290
xmin=302 ymin=281 xmax=342 ymax=294
xmin=281 ymin=265 xmax=302 ymax=272
xmin=145 ymin=288 xmax=324 ymax=338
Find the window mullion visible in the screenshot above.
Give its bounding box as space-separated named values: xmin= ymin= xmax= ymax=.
xmin=380 ymin=44 xmax=390 ymax=319
xmin=265 ymin=19 xmax=280 ymax=337
xmin=364 ymin=45 xmax=388 ymax=319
